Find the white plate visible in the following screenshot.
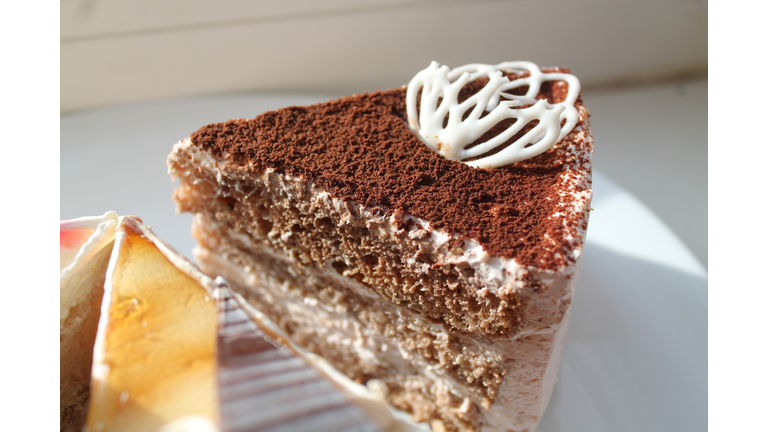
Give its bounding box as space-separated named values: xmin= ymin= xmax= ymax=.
xmin=543 ymin=170 xmax=707 ymax=432
xmin=61 ymin=95 xmax=708 ymax=432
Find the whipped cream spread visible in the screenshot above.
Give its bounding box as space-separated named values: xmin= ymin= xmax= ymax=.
xmin=406 ymin=61 xmax=581 ymax=169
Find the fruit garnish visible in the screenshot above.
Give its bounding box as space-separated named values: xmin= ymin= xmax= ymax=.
xmin=85 ymin=217 xmax=218 ymax=432
xmin=60 ymin=212 xmax=119 ymax=432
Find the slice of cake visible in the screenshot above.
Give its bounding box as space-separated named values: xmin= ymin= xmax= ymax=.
xmin=168 ymin=61 xmax=593 ymax=432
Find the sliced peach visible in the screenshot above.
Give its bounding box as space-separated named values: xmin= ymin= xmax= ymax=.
xmin=60 ymin=212 xmax=118 ymax=432
xmin=86 ymin=217 xmax=218 ymax=432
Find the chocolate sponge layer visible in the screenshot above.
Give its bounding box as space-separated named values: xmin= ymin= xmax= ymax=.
xmin=187 ymin=70 xmax=590 ymax=269
xmin=168 ymin=75 xmax=592 ymax=431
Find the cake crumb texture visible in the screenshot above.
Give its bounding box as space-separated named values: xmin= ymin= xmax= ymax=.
xmin=168 ymin=68 xmax=593 ymax=432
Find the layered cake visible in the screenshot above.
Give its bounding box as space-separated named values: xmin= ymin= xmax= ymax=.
xmin=168 ymin=61 xmax=593 ymax=432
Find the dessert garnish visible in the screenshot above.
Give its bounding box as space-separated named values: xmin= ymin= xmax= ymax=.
xmin=86 ymin=216 xmax=219 ymax=431
xmin=406 ymin=61 xmax=580 ymax=169
xmin=60 ymin=212 xmax=119 ymax=432
xmin=62 ymin=214 xmax=428 ymax=432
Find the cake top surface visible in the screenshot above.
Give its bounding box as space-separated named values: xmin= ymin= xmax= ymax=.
xmin=189 ymin=67 xmax=592 ymax=269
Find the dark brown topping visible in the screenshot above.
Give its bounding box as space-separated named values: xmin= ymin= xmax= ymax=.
xmin=189 ymin=68 xmax=591 ymax=268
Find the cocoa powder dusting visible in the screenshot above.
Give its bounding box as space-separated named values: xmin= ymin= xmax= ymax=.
xmin=189 ymin=69 xmax=591 ymax=269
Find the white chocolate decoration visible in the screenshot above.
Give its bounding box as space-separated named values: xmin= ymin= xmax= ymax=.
xmin=406 ymin=61 xmax=581 ymax=169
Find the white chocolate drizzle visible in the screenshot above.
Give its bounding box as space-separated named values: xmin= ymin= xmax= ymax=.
xmin=406 ymin=61 xmax=580 ymax=169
